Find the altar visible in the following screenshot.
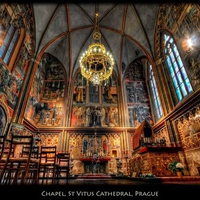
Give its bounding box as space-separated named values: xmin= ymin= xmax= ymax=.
xmin=80 ymin=157 xmax=111 ymax=174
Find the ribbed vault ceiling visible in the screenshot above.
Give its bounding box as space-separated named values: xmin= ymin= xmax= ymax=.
xmin=32 ymin=3 xmax=160 ymax=78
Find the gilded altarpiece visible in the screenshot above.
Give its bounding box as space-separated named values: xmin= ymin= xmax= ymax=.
xmin=68 ymin=132 xmax=122 ymax=175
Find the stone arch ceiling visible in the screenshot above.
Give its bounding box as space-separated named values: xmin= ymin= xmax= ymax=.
xmin=33 ymin=3 xmax=160 ymax=78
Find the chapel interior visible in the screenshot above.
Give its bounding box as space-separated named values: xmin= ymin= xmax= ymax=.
xmin=0 ymin=2 xmax=200 ymax=184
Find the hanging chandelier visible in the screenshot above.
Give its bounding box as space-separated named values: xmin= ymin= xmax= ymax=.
xmin=79 ymin=13 xmax=114 ymax=85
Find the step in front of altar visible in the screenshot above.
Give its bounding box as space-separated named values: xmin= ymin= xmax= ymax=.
xmin=77 ymin=173 xmax=112 ymax=179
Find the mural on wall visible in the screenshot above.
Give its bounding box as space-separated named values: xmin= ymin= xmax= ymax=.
xmin=71 ymin=72 xmax=118 ymax=127
xmin=71 ymin=105 xmax=118 ymax=127
xmin=155 ymin=3 xmax=185 ymax=56
xmin=0 ymin=64 xmax=23 ymax=109
xmin=24 ymin=65 xmax=44 ymax=121
xmin=24 ymin=53 xmax=66 ymax=127
xmin=6 ymin=122 xmax=34 ymax=141
xmin=186 ymin=52 xmax=200 ymax=90
xmin=15 ymin=45 xmax=30 ymax=77
xmin=0 ymin=4 xmax=34 ymax=111
xmin=0 ymin=105 xmax=7 ymax=135
xmin=125 ymin=58 xmax=153 ymax=127
xmin=175 ymin=104 xmax=200 ymax=151
xmin=9 ymin=4 xmax=35 ymax=55
xmin=175 ymin=104 xmax=200 ymax=175
xmin=39 ymin=133 xmax=60 ymax=147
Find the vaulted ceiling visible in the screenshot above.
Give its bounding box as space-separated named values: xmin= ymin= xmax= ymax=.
xmin=32 ymin=3 xmax=160 ymax=79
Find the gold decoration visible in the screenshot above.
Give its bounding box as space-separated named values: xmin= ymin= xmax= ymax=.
xmin=79 ymin=13 xmax=114 ymax=85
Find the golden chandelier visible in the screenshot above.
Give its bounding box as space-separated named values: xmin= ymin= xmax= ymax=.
xmin=79 ymin=13 xmax=114 ymax=85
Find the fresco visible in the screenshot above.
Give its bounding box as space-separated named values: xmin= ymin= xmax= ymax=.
xmin=125 ymin=57 xmax=153 ymax=127
xmin=71 ymin=72 xmax=118 ymax=127
xmin=24 ymin=53 xmax=65 ymax=127
xmin=175 ymin=104 xmax=200 ymax=175
xmin=0 ymin=64 xmax=23 ymax=109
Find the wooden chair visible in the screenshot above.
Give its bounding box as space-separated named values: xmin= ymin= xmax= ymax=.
xmin=0 ymin=134 xmax=39 ymax=185
xmin=0 ymin=135 xmax=7 ymax=175
xmin=56 ymin=152 xmax=70 ymax=184
xmin=0 ymin=135 xmax=6 ymax=160
xmin=0 ymin=136 xmax=15 ymax=173
xmin=21 ymin=145 xmax=40 ymax=184
xmin=22 ymin=145 xmax=39 ymax=159
xmin=38 ymin=145 xmax=57 ymax=184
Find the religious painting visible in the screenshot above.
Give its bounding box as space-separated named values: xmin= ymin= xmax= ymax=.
xmin=176 ymin=105 xmax=200 ymax=151
xmin=15 ymin=45 xmax=30 ymax=77
xmin=24 ymin=53 xmax=65 ymax=127
xmin=0 ymin=65 xmax=23 ymax=110
xmin=125 ymin=57 xmax=153 ymax=127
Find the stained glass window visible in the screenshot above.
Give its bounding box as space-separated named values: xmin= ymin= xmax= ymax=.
xmin=0 ymin=23 xmax=19 ymax=65
xmin=163 ymin=33 xmax=192 ymax=102
xmin=3 ymin=26 xmax=19 ymax=64
xmin=149 ymin=64 xmax=163 ymax=121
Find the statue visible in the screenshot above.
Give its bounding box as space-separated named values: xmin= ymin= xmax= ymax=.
xmin=108 ymin=106 xmax=118 ymax=127
xmin=99 ymin=107 xmax=106 ymax=127
xmin=116 ymin=158 xmax=123 ymax=177
xmin=91 ymin=107 xmax=101 ymax=126
xmin=85 ymin=107 xmax=91 ymax=127
xmin=103 ymin=139 xmax=107 ymax=154
xmin=160 ymin=137 xmax=166 ymax=147
xmin=70 ymin=158 xmax=75 ymax=176
xmin=83 ymin=139 xmax=88 ymax=154
xmin=105 ymin=85 xmax=117 ymax=103
xmin=75 ymin=82 xmax=84 ymax=103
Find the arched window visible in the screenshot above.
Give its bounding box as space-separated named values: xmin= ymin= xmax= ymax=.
xmin=0 ymin=24 xmax=19 ymax=64
xmin=163 ymin=33 xmax=193 ymax=102
xmin=148 ymin=64 xmax=163 ymax=121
